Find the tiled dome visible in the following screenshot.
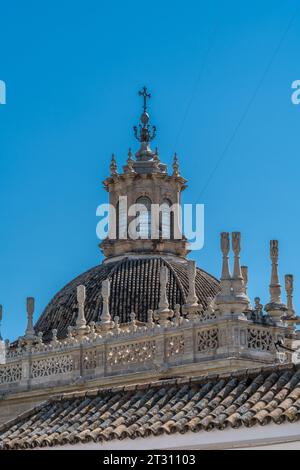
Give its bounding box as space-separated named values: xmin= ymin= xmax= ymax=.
xmin=35 ymin=256 xmax=220 ymax=340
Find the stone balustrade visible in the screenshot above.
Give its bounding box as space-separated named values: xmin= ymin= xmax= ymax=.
xmin=0 ymin=313 xmax=289 ymax=392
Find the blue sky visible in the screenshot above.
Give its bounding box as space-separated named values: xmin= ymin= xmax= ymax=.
xmin=0 ymin=0 xmax=299 ymax=339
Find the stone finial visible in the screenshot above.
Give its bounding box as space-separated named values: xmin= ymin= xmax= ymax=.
xmin=220 ymin=232 xmax=231 ymax=296
xmin=182 ymin=260 xmax=202 ymax=320
xmin=129 ymin=312 xmax=137 ymax=332
xmin=241 ymin=266 xmax=248 ymax=295
xmin=254 ymin=297 xmax=263 ymax=315
xmin=232 ymin=232 xmax=244 ymax=293
xmin=110 ymin=154 xmax=118 ymax=176
xmin=153 ymin=147 xmax=160 ymax=170
xmin=158 ymin=266 xmax=169 ymax=311
xmin=51 ymin=329 xmax=58 ymax=344
xmin=285 ymin=274 xmax=295 ymax=318
xmin=126 ymin=148 xmax=135 ymax=173
xmin=172 ymin=153 xmax=179 ymax=177
xmin=99 ymin=280 xmax=113 ymax=330
xmin=76 ymin=285 xmax=87 ymax=331
xmin=25 ymin=297 xmax=35 ymax=340
xmin=269 ymin=240 xmax=281 ymax=303
xmin=174 ymin=304 xmax=183 ymax=326
xmin=265 ymin=240 xmax=287 ymax=321
xmin=113 ymin=316 xmax=121 ymax=334
xmin=186 ymin=260 xmax=199 ymax=306
xmin=67 ymin=325 xmax=74 ymax=341
xmin=157 ymin=266 xmax=173 ymax=326
xmin=215 ymin=232 xmax=250 ymax=316
xmin=37 ymin=331 xmax=43 ymax=345
xmin=147 ymin=309 xmax=155 ymax=328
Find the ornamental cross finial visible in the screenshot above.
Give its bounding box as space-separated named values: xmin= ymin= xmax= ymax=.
xmin=134 ymin=87 xmax=156 ymax=143
xmin=139 ymin=86 xmax=151 ymax=113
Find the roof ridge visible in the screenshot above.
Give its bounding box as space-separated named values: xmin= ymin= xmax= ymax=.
xmin=16 ymin=363 xmax=299 ymax=406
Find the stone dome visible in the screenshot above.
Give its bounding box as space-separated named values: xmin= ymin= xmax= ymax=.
xmin=35 ymin=256 xmax=220 ymax=340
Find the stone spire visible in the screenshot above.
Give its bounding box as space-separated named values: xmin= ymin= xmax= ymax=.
xmin=153 ymin=147 xmax=160 ymax=170
xmin=241 ymin=266 xmax=248 ymax=295
xmin=232 ymin=232 xmax=243 ymax=295
xmin=215 ymin=232 xmax=250 ymax=316
xmin=110 ymin=154 xmax=118 ymax=176
xmin=269 ymin=240 xmax=281 ymax=303
xmin=285 ymin=274 xmax=296 ymax=319
xmin=126 ymin=148 xmax=134 ymax=173
xmin=220 ymin=232 xmax=231 ymax=296
xmin=172 ymin=153 xmax=179 ymax=176
xmin=265 ymin=240 xmax=287 ymax=322
xmin=25 ymin=297 xmax=36 ymax=340
xmin=75 ymin=285 xmax=87 ymax=333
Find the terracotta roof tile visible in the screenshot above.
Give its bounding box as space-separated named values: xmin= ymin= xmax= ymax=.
xmin=3 ymin=364 xmax=300 ymax=449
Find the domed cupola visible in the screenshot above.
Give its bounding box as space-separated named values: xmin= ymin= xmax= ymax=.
xmin=34 ymin=88 xmax=220 ymax=340
xmin=35 ymin=256 xmax=219 ymax=340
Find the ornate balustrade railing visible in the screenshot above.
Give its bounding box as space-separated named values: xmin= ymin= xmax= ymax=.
xmin=0 ymin=315 xmax=287 ymax=392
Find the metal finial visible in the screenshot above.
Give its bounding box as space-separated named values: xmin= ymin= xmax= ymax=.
xmin=139 ymin=86 xmax=151 ymax=113
xmin=133 ymin=87 xmax=156 ymax=143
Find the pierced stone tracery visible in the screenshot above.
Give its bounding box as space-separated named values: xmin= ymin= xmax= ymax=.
xmin=247 ymin=328 xmax=274 ymax=352
xmin=108 ymin=341 xmax=156 ymax=367
xmin=197 ymin=328 xmax=219 ymax=352
xmin=0 ymin=363 xmax=22 ymax=384
xmin=31 ymin=355 xmax=73 ymax=378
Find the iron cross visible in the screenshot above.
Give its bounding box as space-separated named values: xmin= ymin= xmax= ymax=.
xmin=138 ymin=87 xmax=151 ymax=113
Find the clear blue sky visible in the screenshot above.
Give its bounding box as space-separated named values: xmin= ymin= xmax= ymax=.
xmin=0 ymin=0 xmax=299 ymax=340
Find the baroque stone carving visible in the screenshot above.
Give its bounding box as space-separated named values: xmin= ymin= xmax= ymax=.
xmin=83 ymin=350 xmax=98 ymax=370
xmin=0 ymin=363 xmax=22 ymax=384
xmin=197 ymin=328 xmax=218 ymax=352
xmin=247 ymin=328 xmax=273 ymax=352
xmin=166 ymin=335 xmax=184 ymax=357
xmin=31 ymin=355 xmax=73 ymax=378
xmin=108 ymin=341 xmax=156 ymax=367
